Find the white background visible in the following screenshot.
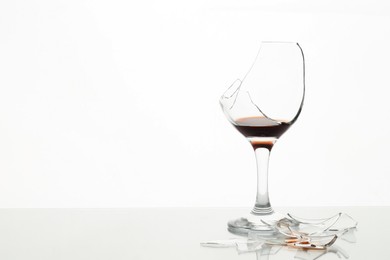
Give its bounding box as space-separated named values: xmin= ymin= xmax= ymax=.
xmin=0 ymin=0 xmax=389 ymax=208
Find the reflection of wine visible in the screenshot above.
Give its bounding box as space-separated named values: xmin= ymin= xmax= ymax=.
xmin=233 ymin=116 xmax=291 ymax=149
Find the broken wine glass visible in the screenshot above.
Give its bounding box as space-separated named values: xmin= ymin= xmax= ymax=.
xmin=220 ymin=41 xmax=305 ymax=234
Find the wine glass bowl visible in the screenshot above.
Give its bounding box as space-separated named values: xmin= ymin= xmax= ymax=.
xmin=220 ymin=41 xmax=305 ymax=235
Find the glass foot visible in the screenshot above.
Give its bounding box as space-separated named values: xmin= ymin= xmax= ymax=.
xmin=228 ymin=212 xmax=286 ymax=235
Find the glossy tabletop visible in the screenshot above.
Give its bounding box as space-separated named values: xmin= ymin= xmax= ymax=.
xmin=0 ymin=207 xmax=388 ymax=259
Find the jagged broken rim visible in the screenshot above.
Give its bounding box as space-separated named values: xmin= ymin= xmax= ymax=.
xmin=219 ymin=41 xmax=306 ymax=125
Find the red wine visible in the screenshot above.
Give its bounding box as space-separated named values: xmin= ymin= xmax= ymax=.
xmin=233 ymin=116 xmax=291 ymax=149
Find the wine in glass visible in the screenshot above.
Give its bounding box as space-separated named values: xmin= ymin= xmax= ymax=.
xmin=220 ymin=41 xmax=305 ymax=234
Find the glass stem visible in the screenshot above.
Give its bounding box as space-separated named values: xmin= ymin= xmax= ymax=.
xmin=251 ymin=147 xmax=274 ymax=215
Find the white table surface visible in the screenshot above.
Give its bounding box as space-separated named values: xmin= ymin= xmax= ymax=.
xmin=0 ymin=207 xmax=388 ymax=259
